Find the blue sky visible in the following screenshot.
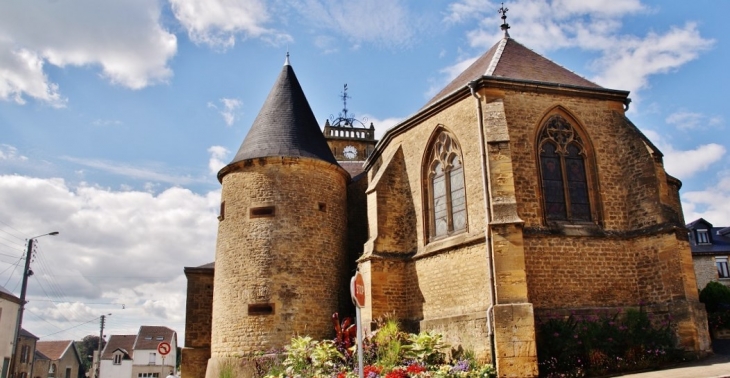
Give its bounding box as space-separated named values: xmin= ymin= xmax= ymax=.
xmin=0 ymin=0 xmax=728 ymax=344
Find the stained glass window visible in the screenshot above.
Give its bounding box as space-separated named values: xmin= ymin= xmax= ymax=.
xmin=427 ymin=132 xmax=467 ymax=240
xmin=538 ymin=115 xmax=592 ymax=222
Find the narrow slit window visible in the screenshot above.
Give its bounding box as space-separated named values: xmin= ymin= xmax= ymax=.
xmin=318 ymin=202 xmax=327 ymax=212
xmin=250 ymin=206 xmax=275 ymax=218
xmin=218 ymin=201 xmax=225 ymax=221
xmin=248 ymin=303 xmax=275 ymax=315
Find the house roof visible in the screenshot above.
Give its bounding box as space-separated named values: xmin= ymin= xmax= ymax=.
xmin=36 ymin=340 xmax=73 ymax=360
xmin=687 ymin=218 xmax=730 ymax=255
xmin=134 ymin=326 xmax=176 ymax=350
xmin=34 ymin=350 xmax=51 ymax=360
xmin=101 ymin=335 xmax=136 ymax=360
xmin=0 ymin=284 xmax=21 ymax=304
xmin=424 ymin=36 xmax=601 ymax=109
xmin=226 ymin=58 xmax=337 ymax=171
xmin=19 ymin=328 xmax=39 ymax=340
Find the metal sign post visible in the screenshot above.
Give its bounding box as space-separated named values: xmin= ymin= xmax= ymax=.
xmin=157 ymin=341 xmax=171 ymax=376
xmin=350 ymin=272 xmax=365 ymax=378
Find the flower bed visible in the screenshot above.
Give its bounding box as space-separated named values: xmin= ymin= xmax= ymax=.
xmin=255 ymin=314 xmax=495 ymax=378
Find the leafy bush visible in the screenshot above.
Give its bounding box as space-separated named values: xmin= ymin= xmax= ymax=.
xmin=536 ymin=307 xmax=683 ymax=377
xmin=700 ymin=281 xmax=730 ymax=313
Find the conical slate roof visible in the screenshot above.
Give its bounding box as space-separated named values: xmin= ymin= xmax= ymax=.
xmin=230 ymin=60 xmax=337 ymax=165
xmin=424 ymin=37 xmax=601 ymax=108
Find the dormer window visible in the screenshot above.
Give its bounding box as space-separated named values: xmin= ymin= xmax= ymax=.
xmin=113 ymin=354 xmax=122 ymax=365
xmin=697 ymin=229 xmax=710 ymax=244
xmin=156 ymin=336 xmax=164 ymax=341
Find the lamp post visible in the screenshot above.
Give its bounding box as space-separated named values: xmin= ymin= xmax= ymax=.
xmin=9 ymin=231 xmax=59 ymax=378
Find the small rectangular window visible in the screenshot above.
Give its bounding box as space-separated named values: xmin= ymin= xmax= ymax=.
xmin=318 ymin=202 xmax=327 ymax=212
xmin=149 ymin=352 xmax=156 ymax=365
xmin=248 ymin=303 xmax=275 ymax=315
xmin=218 ymin=201 xmax=225 ymax=221
xmin=717 ymin=257 xmax=730 ymax=279
xmin=698 ymin=229 xmax=710 ymax=244
xmin=156 ymin=336 xmax=164 ymax=341
xmin=250 ymin=206 xmax=275 ymax=218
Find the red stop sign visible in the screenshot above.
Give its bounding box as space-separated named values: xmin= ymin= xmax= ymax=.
xmin=351 ymin=272 xmax=365 ymax=308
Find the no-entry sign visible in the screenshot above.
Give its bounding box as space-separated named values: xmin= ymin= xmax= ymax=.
xmin=157 ymin=341 xmax=171 ymax=356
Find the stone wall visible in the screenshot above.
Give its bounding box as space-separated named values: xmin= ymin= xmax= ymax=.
xmin=694 ymin=255 xmax=719 ymax=290
xmin=210 ymin=157 xmax=349 ymax=365
xmin=182 ymin=265 xmax=213 ymax=378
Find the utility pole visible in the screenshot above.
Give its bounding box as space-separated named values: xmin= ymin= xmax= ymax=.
xmin=94 ymin=314 xmax=108 ymax=378
xmin=9 ymin=231 xmax=59 ymax=378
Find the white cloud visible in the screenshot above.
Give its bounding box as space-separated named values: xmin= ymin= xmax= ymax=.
xmin=361 ymin=115 xmax=404 ymax=140
xmin=293 ymin=0 xmax=419 ymax=49
xmin=92 ymin=119 xmax=123 ymax=127
xmin=0 ymin=0 xmax=177 ymax=106
xmin=0 ymin=41 xmax=65 ymax=107
xmin=0 ymin=144 xmax=28 ymax=161
xmin=442 ymin=0 xmax=712 ymax=101
xmin=682 ymin=171 xmax=730 ymax=226
xmin=170 ymin=0 xmax=291 ymax=49
xmin=61 ymin=156 xmax=203 ymax=186
xmin=0 ymin=175 xmax=220 ymax=341
xmin=425 ymin=56 xmax=478 ymax=98
xmin=665 ymin=111 xmax=724 ymax=131
xmin=642 ymin=129 xmax=725 ymax=180
xmin=208 ymin=98 xmax=242 ymax=126
xmin=208 ymin=146 xmax=230 ymax=175
xmin=591 ymin=23 xmax=713 ymax=96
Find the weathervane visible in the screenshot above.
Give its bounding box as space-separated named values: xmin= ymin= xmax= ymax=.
xmin=330 ymin=84 xmax=368 ymax=128
xmin=499 ymin=2 xmax=510 ymax=37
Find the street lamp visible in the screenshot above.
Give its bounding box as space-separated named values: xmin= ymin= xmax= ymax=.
xmin=9 ymin=231 xmax=59 ymax=378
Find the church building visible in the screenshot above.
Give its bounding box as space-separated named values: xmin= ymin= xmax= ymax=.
xmin=181 ymin=17 xmax=711 ymax=378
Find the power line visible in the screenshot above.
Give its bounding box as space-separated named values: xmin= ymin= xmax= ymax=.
xmin=39 ymin=316 xmax=102 ymax=339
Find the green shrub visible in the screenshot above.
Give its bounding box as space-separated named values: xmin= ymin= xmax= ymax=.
xmin=700 ymin=281 xmax=730 ymax=313
xmin=536 ymin=307 xmax=682 ymax=377
xmin=372 ymin=319 xmax=406 ymax=369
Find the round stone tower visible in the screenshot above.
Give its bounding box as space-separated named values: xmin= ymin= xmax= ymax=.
xmin=206 ymin=56 xmax=349 ymax=375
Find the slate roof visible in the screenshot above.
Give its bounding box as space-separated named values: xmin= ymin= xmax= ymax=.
xmin=687 ymin=218 xmax=730 ymax=255
xmin=134 ymin=326 xmax=176 ymax=350
xmin=228 ymin=60 xmax=337 ymax=167
xmin=19 ymin=328 xmax=39 ymax=340
xmin=101 ymin=335 xmax=136 ymax=360
xmin=36 ymin=340 xmax=73 ymax=360
xmin=424 ymin=36 xmax=601 ymax=108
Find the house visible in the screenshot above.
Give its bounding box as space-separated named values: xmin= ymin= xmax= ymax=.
xmin=0 ymin=285 xmax=21 ymax=378
xmin=31 ymin=340 xmax=83 ymax=378
xmin=182 ymin=17 xmax=711 ymax=378
xmin=688 ymin=218 xmax=730 ymax=289
xmin=99 ymin=327 xmax=177 ymax=378
xmin=12 ymin=329 xmax=39 ymax=378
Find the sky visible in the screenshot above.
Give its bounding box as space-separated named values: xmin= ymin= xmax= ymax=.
xmin=0 ymin=0 xmax=728 ymax=346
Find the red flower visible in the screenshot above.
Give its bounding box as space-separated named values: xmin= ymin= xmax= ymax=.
xmin=384 ymin=368 xmax=409 ymax=378
xmin=363 ymin=365 xmax=383 ymax=376
xmin=406 ymin=364 xmax=426 ymax=374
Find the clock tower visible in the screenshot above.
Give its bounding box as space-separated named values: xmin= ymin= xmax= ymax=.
xmin=323 ymin=84 xmax=377 ymax=173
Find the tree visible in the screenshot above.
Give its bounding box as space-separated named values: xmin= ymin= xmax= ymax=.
xmin=76 ymin=335 xmax=107 ymax=372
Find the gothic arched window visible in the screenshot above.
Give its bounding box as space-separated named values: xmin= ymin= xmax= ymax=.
xmin=538 ymin=115 xmax=592 ymax=222
xmin=426 ymin=131 xmax=467 ymax=240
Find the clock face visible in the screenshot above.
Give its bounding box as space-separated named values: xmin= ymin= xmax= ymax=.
xmin=343 ymin=145 xmax=358 ymax=160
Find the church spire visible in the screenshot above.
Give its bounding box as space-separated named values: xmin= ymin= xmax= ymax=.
xmin=499 ymin=2 xmax=510 ymax=38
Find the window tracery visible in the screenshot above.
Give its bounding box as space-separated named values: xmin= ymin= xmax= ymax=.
xmin=426 ymin=131 xmax=467 ymax=240
xmin=538 ymin=115 xmax=592 ymax=222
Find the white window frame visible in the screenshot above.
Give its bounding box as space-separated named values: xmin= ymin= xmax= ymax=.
xmin=717 ymin=256 xmax=730 ymax=279
xmin=149 ymin=352 xmax=156 ymax=365
xmin=697 ymin=229 xmax=710 ymax=244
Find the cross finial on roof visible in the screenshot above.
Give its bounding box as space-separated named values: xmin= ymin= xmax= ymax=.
xmin=499 ymin=2 xmax=510 ymax=38
xmin=284 ymin=48 xmax=290 ymax=66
